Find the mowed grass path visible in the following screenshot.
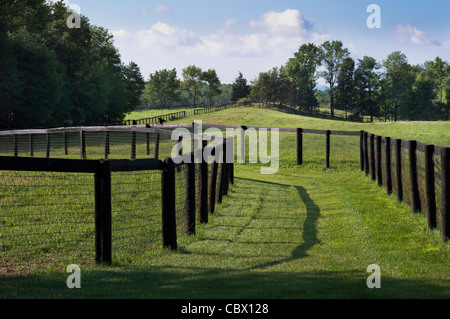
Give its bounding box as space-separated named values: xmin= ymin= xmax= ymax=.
xmin=2 ymin=166 xmax=449 ymax=298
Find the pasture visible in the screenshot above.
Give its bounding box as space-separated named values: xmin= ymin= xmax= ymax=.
xmin=1 ymin=106 xmax=449 ymax=299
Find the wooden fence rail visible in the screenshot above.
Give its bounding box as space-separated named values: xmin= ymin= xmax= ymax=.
xmin=0 ymin=135 xmax=234 ymax=268
xmin=360 ymin=132 xmax=449 ymax=242
xmin=0 ymin=122 xmax=448 ymax=243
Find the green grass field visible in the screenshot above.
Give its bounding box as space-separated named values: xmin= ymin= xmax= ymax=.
xmin=1 ymin=107 xmax=449 ymax=299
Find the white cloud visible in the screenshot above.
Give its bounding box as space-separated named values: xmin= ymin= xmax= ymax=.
xmin=250 ymin=9 xmax=308 ymax=36
xmin=141 ymin=5 xmax=171 ymax=15
xmin=392 ymin=24 xmax=441 ymax=46
xmin=153 ymin=5 xmax=171 ymax=14
xmin=111 ymin=9 xmax=330 ymax=82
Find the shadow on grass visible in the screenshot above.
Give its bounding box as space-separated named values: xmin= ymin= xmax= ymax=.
xmin=242 ymin=178 xmax=321 ymax=270
xmin=2 ymin=266 xmax=449 ymax=299
xmin=1 ymin=177 xmax=449 ymax=299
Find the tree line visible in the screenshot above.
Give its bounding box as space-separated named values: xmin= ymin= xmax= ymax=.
xmin=246 ymin=41 xmax=450 ymax=121
xmin=2 ymin=2 xmax=449 ymax=129
xmin=143 ymin=66 xmax=228 ymax=109
xmin=0 ymin=0 xmax=145 ymax=129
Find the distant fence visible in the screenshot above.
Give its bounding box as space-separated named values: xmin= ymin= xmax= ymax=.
xmin=258 ymin=103 xmax=366 ymax=122
xmin=123 ymin=103 xmax=241 ymax=126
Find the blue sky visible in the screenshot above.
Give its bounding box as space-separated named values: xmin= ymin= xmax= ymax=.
xmin=58 ymin=0 xmax=450 ymax=84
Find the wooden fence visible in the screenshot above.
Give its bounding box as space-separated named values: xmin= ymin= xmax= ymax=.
xmin=0 ymin=129 xmax=234 ymax=271
xmin=123 ymin=103 xmax=241 ymax=126
xmin=359 ymin=132 xmax=449 ymax=241
xmin=0 ymin=121 xmax=448 ymax=270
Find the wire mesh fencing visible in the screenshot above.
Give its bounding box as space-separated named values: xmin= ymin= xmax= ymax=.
xmin=0 ymin=170 xmax=96 ymax=275
xmin=0 ymin=133 xmax=234 ymax=275
xmin=361 ymin=132 xmax=449 ymax=241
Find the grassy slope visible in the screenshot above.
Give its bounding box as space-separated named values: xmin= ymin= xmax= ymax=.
xmin=1 ymin=107 xmax=449 ymax=299
xmin=167 ymin=106 xmax=450 ymax=146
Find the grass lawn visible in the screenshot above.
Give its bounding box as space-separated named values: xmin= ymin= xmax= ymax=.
xmin=2 ymin=166 xmax=449 ymax=298
xmin=1 ymin=107 xmax=449 ymax=299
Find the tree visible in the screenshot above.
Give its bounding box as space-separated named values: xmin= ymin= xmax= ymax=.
xmin=424 ymin=57 xmax=449 ymax=104
xmin=144 ymin=68 xmax=180 ymax=109
xmin=250 ymin=72 xmax=271 ymax=106
xmin=335 ymin=57 xmax=356 ymax=118
xmin=410 ymin=73 xmax=437 ymax=120
xmin=231 ymin=72 xmax=250 ymax=102
xmin=382 ymin=51 xmax=415 ymax=121
xmin=0 ymin=0 xmax=147 ymax=127
xmin=319 ymin=40 xmax=350 ymax=117
xmin=181 ymin=65 xmax=204 ymax=107
xmin=285 ymin=43 xmax=321 ymax=111
xmin=354 ymin=56 xmax=381 ymax=122
xmin=122 ymin=61 xmax=145 ymax=113
xmin=2 ymin=28 xmax=69 ymax=128
xmin=201 ymin=69 xmax=221 ymax=106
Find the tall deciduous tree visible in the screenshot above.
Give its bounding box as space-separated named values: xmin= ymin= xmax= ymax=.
xmin=122 ymin=61 xmax=145 ymax=113
xmin=144 ymin=68 xmax=180 ymax=109
xmin=285 ymin=43 xmax=321 ymax=112
xmin=181 ymin=65 xmax=204 ymax=107
xmin=354 ymin=56 xmax=381 ymax=122
xmin=382 ymin=51 xmax=415 ymax=121
xmin=335 ymin=57 xmax=356 ymax=118
xmin=319 ymin=40 xmax=350 ymax=118
xmin=201 ymin=69 xmax=221 ymax=106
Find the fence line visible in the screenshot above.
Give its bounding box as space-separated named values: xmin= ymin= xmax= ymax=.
xmin=123 ymin=103 xmax=241 ymax=126
xmin=0 ymin=121 xmax=448 ymax=274
xmin=0 ymin=132 xmax=234 ymax=273
xmin=360 ymin=132 xmax=449 ymax=242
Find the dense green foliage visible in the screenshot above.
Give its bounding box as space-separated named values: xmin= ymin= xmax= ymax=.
xmin=0 ymin=0 xmax=144 ymax=129
xmin=251 ymin=41 xmax=450 ymax=121
xmin=143 ymin=66 xmax=228 ymax=109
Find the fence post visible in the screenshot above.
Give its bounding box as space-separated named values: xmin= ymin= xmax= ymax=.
xmin=385 ymin=137 xmax=392 ymax=195
xmin=104 ymin=131 xmax=110 ymax=159
xmin=154 ymin=133 xmax=160 ymax=159
xmin=178 ymin=135 xmax=183 ymax=156
xmin=376 ymin=135 xmax=382 ymax=186
xmin=228 ymin=136 xmax=234 ymax=185
xmin=146 ymin=132 xmax=150 ymax=156
xmin=369 ymin=134 xmax=375 ymax=181
xmin=297 ymin=128 xmax=303 ymax=165
xmin=408 ymin=140 xmax=421 ymax=214
xmin=131 ymin=131 xmax=136 ymax=160
xmin=80 ymin=130 xmax=86 ymax=159
xmin=209 ymin=150 xmax=218 ymax=215
xmin=46 ymin=133 xmax=51 ymax=159
xmin=63 ymin=132 xmax=68 ymax=155
xmin=395 ymin=139 xmax=403 ymax=202
xmin=326 ymin=130 xmax=331 ymax=169
xmin=222 ymin=138 xmax=229 ymax=196
xmin=441 ymin=147 xmax=450 ymax=241
xmin=186 ymin=152 xmax=196 ymax=234
xmin=94 ymin=160 xmax=112 ymax=265
xmin=29 ymin=134 xmax=34 ymax=157
xmin=424 ymin=144 xmax=436 ymax=229
xmin=13 ymin=134 xmax=18 ymax=157
xmin=360 ymin=131 xmax=364 ymax=172
xmin=198 ymin=140 xmax=209 ymax=224
xmin=364 ymin=132 xmax=369 ymax=176
xmin=161 ymin=157 xmax=177 ymax=250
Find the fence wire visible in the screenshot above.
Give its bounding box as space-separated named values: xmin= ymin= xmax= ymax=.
xmin=0 ymin=171 xmax=96 ymax=275
xmin=111 ymin=170 xmax=162 ymax=259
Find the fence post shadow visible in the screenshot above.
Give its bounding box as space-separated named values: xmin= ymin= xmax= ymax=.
xmin=247 ymin=181 xmax=321 ymax=270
